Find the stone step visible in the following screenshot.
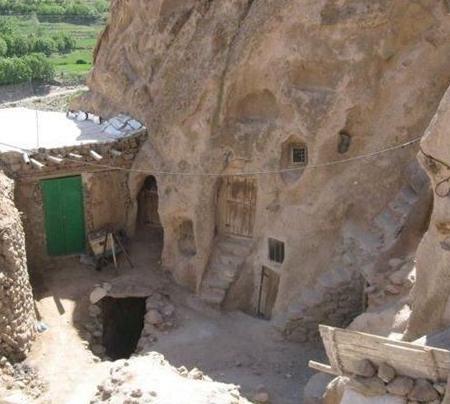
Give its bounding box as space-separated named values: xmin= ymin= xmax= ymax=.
xmin=218 ymin=238 xmax=252 ymax=256
xmin=210 ymin=253 xmax=243 ymax=269
xmin=200 ymin=287 xmax=226 ymax=306
xmin=207 ymin=263 xmax=236 ymax=280
xmin=206 ymin=273 xmax=233 ymax=290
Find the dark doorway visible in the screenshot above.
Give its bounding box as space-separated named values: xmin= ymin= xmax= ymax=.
xmin=138 ymin=176 xmax=161 ymax=228
xmin=102 ymin=297 xmax=146 ymax=360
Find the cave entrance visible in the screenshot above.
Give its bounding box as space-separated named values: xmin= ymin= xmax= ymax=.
xmin=102 ymin=297 xmax=146 ymax=360
xmin=136 ymin=175 xmax=163 ymax=259
xmin=138 ymin=175 xmax=161 ymax=228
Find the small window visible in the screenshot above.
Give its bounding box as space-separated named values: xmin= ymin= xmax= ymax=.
xmin=268 ymin=238 xmax=285 ymax=264
xmin=291 ymin=145 xmax=308 ymax=165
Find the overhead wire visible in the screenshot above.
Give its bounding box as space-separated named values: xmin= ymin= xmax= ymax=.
xmin=0 ymin=135 xmax=422 ymax=177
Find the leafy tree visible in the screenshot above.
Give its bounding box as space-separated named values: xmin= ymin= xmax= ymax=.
xmin=0 ymin=57 xmax=32 ymax=85
xmin=0 ymin=16 xmax=17 ymax=35
xmin=94 ymin=0 xmax=108 ymax=13
xmin=23 ymin=53 xmax=54 ymax=81
xmin=33 ymin=36 xmax=56 ymax=56
xmin=0 ymin=37 xmax=7 ymax=57
xmin=5 ymin=35 xmax=31 ymax=57
xmin=52 ymin=32 xmax=75 ymax=53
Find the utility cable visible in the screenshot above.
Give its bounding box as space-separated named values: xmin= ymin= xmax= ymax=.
xmin=0 ymin=135 xmax=422 ymax=177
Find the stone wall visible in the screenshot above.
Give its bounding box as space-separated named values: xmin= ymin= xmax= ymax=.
xmin=0 ymin=171 xmax=36 ymax=361
xmin=0 ymin=131 xmax=146 ymax=272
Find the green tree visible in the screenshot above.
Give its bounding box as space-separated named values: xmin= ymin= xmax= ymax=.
xmin=33 ymin=36 xmax=56 ymax=56
xmin=52 ymin=32 xmax=75 ymax=53
xmin=6 ymin=35 xmax=31 ymax=57
xmin=23 ymin=53 xmax=55 ymax=81
xmin=0 ymin=57 xmax=32 ymax=85
xmin=0 ymin=37 xmax=7 ymax=57
xmin=0 ymin=16 xmax=18 ymax=35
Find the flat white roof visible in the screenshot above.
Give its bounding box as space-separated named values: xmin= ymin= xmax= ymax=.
xmin=0 ymin=107 xmax=144 ymax=153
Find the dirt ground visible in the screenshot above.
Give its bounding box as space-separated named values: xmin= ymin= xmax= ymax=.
xmin=0 ymin=84 xmax=87 ymax=111
xmin=21 ymin=229 xmax=324 ymax=404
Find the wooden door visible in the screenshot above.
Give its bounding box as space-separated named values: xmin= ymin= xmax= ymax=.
xmin=41 ymin=176 xmax=86 ymax=256
xmin=257 ymin=267 xmax=280 ymax=319
xmin=218 ymin=176 xmax=256 ymax=238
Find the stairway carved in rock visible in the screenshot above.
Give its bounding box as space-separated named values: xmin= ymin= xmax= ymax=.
xmin=200 ymin=236 xmax=253 ymax=307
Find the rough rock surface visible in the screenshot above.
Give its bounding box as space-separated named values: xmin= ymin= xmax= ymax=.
xmin=0 ymin=171 xmax=36 ymax=361
xmin=75 ymin=0 xmax=450 ymax=336
xmin=91 ymin=352 xmax=250 ymax=403
xmin=406 ymin=84 xmax=450 ymax=339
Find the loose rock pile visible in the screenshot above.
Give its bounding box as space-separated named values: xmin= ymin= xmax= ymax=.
xmin=365 ymin=257 xmax=416 ymax=308
xmin=91 ymin=352 xmax=250 ymax=404
xmin=348 ymin=359 xmax=446 ymax=403
xmin=0 ymin=355 xmax=47 ymax=399
xmin=136 ymin=292 xmax=176 ymax=353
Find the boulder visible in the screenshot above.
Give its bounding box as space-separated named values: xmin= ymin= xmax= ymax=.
xmin=304 ymin=373 xmax=334 ymax=404
xmin=252 ymin=391 xmax=270 ymax=403
xmin=386 ymin=377 xmax=414 ymax=396
xmin=408 ymin=379 xmax=439 ymax=402
xmin=90 ymin=287 xmax=107 ymax=304
xmin=145 ymin=309 xmax=163 ymax=325
xmin=355 ymin=359 xmax=377 ymax=378
xmin=377 ymin=363 xmax=396 ymax=384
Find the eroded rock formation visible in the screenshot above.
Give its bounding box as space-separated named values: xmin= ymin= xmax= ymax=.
xmin=75 ymin=0 xmax=450 ymax=338
xmin=0 ymin=171 xmax=36 ymax=361
xmin=406 ymin=85 xmax=450 ymax=340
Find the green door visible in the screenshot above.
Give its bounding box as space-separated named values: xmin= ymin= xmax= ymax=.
xmin=41 ymin=176 xmax=86 ymax=256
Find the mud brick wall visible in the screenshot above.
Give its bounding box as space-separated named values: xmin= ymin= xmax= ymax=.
xmin=0 ymin=131 xmax=146 ymax=272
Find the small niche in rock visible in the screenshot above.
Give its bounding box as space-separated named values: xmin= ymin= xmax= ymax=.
xmin=338 ymin=130 xmax=352 ymax=154
xmin=101 ymin=297 xmax=146 ymax=360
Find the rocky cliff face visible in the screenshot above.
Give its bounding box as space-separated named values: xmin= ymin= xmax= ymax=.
xmin=406 ymin=85 xmax=450 ymax=340
xmin=0 ymin=171 xmax=36 ymax=361
xmin=75 ymin=0 xmax=450 ymax=339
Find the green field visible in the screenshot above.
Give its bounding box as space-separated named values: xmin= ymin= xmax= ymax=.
xmin=18 ymin=18 xmax=103 ymax=83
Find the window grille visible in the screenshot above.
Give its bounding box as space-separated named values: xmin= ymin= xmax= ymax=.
xmin=268 ymin=238 xmax=285 ymax=264
xmin=291 ymin=145 xmax=308 ymax=165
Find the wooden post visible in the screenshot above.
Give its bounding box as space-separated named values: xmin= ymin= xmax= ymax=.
xmin=89 ymin=150 xmax=103 ymax=161
xmin=110 ymin=233 xmax=117 ymax=269
xmin=30 ymin=158 xmax=44 ymax=170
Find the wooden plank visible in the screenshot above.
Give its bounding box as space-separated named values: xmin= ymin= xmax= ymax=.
xmin=309 ymin=361 xmax=339 ymax=376
xmin=318 ymin=325 xmax=450 ymax=382
xmin=320 ymin=325 xmax=343 ymax=375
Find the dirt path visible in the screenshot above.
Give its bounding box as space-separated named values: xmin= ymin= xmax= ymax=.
xmin=24 ymin=233 xmax=324 ymax=404
xmin=27 ymin=262 xmax=115 ymax=403
xmin=0 ymin=85 xmax=87 ymax=112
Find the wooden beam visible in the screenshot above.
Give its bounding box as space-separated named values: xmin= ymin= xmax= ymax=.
xmin=309 ymin=361 xmax=339 ymax=376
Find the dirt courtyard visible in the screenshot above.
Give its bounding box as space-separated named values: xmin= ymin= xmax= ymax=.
xmin=21 ymin=230 xmax=325 ymax=404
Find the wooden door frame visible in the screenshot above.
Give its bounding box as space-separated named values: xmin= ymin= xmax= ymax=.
xmin=216 ymin=176 xmax=257 ymax=238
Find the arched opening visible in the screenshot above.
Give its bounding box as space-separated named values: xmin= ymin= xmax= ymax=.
xmin=135 ymin=175 xmax=163 ymax=261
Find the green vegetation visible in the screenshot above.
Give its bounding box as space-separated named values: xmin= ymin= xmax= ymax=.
xmin=0 ymin=12 xmax=104 ymax=86
xmin=0 ymin=53 xmax=54 ymax=84
xmin=0 ymin=0 xmax=108 ymax=22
